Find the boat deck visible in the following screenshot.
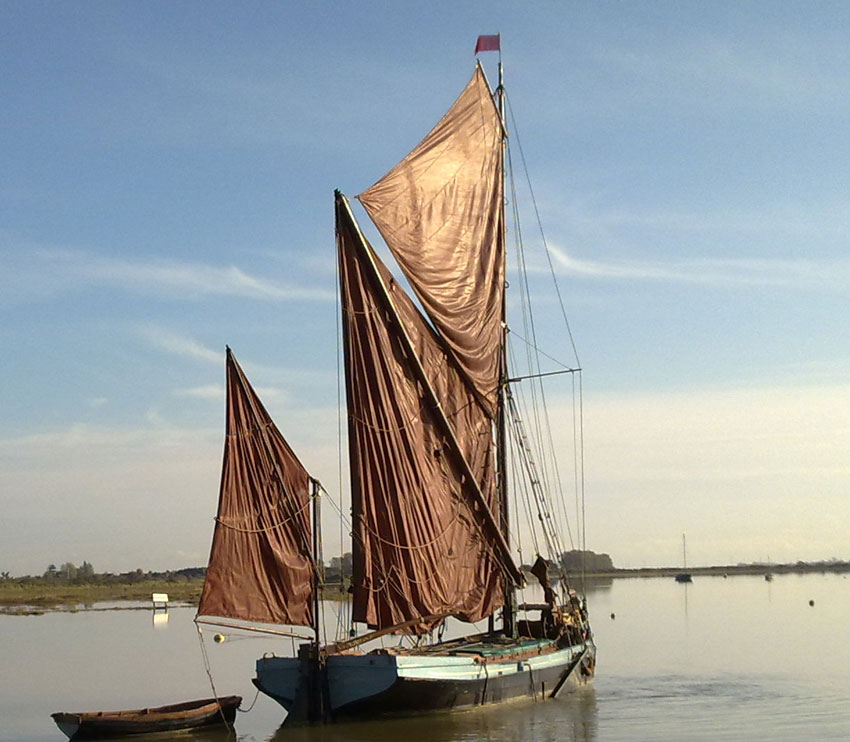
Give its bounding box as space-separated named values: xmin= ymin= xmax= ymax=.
xmin=398 ymin=635 xmax=557 ymax=660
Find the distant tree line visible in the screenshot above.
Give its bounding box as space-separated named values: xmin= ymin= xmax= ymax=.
xmin=6 ymin=551 xmax=614 ymax=584
xmin=518 ymin=550 xmax=615 ymax=576
xmin=560 ymin=550 xmax=614 ymax=573
xmin=1 ymin=563 xmax=207 ymax=586
xmin=1 ymin=553 xmax=356 ymax=587
xmin=324 ymin=552 xmax=353 ymax=584
xmin=42 ymin=561 xmax=96 ymax=582
xmin=4 ymin=553 xmax=850 ymax=585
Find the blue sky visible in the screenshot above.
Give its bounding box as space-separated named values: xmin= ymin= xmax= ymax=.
xmin=2 ymin=1 xmax=849 ymax=575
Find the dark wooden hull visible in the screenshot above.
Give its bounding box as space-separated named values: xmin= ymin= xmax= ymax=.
xmin=334 ymin=647 xmax=592 ymax=719
xmin=255 ymin=639 xmax=595 ymax=725
xmin=50 ymin=696 xmax=241 ymax=740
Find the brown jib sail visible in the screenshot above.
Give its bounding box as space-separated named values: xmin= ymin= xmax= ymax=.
xmin=197 ymin=348 xmax=314 ymax=627
xmin=337 ymin=193 xmax=521 ymax=633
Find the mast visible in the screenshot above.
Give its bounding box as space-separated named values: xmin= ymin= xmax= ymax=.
xmin=495 ymin=49 xmax=515 ymax=639
xmin=311 ymin=478 xmax=322 ymax=644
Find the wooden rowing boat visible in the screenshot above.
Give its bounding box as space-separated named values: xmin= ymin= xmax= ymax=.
xmin=50 ymin=696 xmax=241 ymax=740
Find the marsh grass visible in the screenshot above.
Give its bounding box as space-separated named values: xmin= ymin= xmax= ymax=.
xmin=0 ymin=579 xmax=204 ymax=614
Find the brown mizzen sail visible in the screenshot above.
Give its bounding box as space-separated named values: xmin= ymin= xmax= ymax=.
xmin=358 ymin=63 xmax=505 ymax=418
xmin=197 ymin=348 xmax=314 ymax=627
xmin=337 ymin=194 xmax=521 ymax=634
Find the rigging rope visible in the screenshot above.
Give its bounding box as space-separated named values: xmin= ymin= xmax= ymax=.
xmin=334 ymin=249 xmax=352 ymax=643
xmin=507 ymin=147 xmax=555 ymax=544
xmin=501 ymin=91 xmax=590 ymax=582
xmin=213 ymin=495 xmax=312 ymax=534
xmin=506 ymin=93 xmax=581 ymax=368
xmin=508 ymin=329 xmax=577 ymax=371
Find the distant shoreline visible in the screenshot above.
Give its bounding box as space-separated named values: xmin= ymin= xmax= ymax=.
xmin=581 ymin=561 xmax=850 ymax=579
xmin=0 ymin=578 xmax=349 ymax=615
xmin=0 ymin=579 xmax=205 ymax=615
xmin=2 ymin=561 xmax=847 ymax=615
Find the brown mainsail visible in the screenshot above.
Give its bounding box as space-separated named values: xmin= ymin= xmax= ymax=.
xmin=337 ymin=194 xmax=520 ymax=633
xmin=197 ymin=348 xmax=314 ymax=627
xmin=358 ymin=63 xmax=505 ymax=418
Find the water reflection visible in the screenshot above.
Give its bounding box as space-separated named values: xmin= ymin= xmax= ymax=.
xmin=61 ymin=728 xmax=239 ymax=742
xmin=267 ymin=687 xmax=598 ymax=742
xmin=153 ymin=611 xmax=169 ymax=628
xmin=578 ymin=576 xmax=613 ymax=596
xmin=556 ymin=575 xmax=613 ymax=596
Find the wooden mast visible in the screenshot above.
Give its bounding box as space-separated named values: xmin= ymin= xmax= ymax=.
xmin=311 ymin=478 xmax=322 ymax=644
xmin=495 ymin=45 xmax=516 ymax=639
xmin=309 ymin=476 xmax=325 ymax=722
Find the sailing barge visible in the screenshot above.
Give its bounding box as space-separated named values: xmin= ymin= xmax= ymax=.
xmin=197 ymin=39 xmax=595 ymax=725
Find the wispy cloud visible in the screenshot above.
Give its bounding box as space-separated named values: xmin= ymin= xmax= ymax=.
xmin=46 ymin=248 xmax=333 ymax=301
xmin=0 ymin=421 xmax=215 ymax=455
xmin=254 ymin=386 xmax=287 ymax=403
xmin=546 ymin=244 xmax=850 ymax=289
xmin=139 ymin=325 xmax=332 ymax=390
xmin=591 ymin=35 xmax=850 ymax=112
xmin=173 ymin=384 xmax=223 ymax=400
xmin=519 ymin=193 xmax=850 ymax=290
xmin=550 ymin=198 xmax=850 ymax=241
xmin=1 ymin=244 xmax=333 ymax=306
xmin=171 ymin=383 xmax=286 ymax=403
xmin=140 ymin=326 xmax=221 ymax=365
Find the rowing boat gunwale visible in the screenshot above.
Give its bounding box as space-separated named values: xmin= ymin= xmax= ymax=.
xmin=50 ymin=695 xmax=241 ymax=739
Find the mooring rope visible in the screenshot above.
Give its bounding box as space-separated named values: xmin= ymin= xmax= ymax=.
xmin=238 ymin=686 xmax=261 ymax=713
xmin=195 ymin=624 xmax=235 ymax=731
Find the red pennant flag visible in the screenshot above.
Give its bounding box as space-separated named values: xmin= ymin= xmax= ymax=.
xmin=474 ymin=34 xmax=500 ymax=54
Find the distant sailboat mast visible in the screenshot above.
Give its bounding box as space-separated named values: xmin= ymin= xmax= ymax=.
xmin=676 ymin=533 xmax=692 ymax=583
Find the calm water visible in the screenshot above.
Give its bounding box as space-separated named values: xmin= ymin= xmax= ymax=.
xmin=2 ymin=574 xmax=848 ymax=741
